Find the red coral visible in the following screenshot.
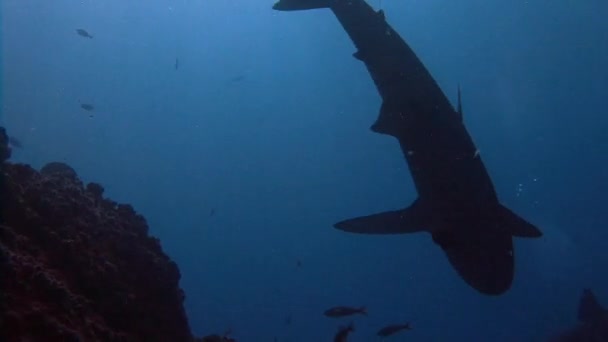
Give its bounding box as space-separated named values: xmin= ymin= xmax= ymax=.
xmin=0 ymin=160 xmax=196 ymax=341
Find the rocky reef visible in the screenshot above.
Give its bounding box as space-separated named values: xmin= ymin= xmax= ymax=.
xmin=0 ymin=127 xmax=197 ymax=341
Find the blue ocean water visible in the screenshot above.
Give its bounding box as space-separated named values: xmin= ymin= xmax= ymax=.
xmin=2 ymin=0 xmax=607 ymax=340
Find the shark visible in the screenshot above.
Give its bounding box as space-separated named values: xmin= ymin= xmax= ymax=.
xmin=272 ymin=0 xmax=542 ymax=295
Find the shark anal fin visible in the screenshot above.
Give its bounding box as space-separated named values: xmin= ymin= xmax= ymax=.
xmin=334 ymin=199 xmax=427 ymax=234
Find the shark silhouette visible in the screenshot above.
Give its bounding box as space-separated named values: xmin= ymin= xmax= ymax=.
xmin=273 ymin=0 xmax=542 ymax=295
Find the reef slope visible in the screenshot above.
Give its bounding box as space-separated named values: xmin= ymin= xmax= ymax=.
xmin=0 ymin=127 xmax=194 ymax=341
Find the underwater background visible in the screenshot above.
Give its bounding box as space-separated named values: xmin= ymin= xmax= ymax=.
xmin=2 ymin=0 xmax=607 ymax=341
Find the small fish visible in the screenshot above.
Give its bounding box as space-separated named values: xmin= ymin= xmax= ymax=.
xmin=76 ymin=29 xmax=93 ymax=39
xmin=296 ymin=259 xmax=302 ymax=268
xmin=8 ymin=136 xmax=23 ymax=149
xmin=333 ymin=323 xmax=355 ymax=342
xmin=175 ymin=58 xmax=179 ymax=70
xmin=376 ymin=323 xmax=412 ymax=337
xmin=230 ymin=75 xmax=245 ymax=83
xmin=210 ymin=208 xmax=215 ymax=217
xmin=284 ymin=313 xmax=292 ymax=326
xmin=324 ymin=306 xmax=367 ymax=318
xmin=80 ymin=103 xmax=94 ymax=111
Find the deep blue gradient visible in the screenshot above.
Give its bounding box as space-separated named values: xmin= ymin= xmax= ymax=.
xmin=2 ymin=0 xmax=608 ymax=340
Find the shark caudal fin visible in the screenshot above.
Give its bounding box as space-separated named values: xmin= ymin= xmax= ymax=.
xmin=272 ymin=0 xmax=333 ymax=11
xmin=334 ymin=199 xmax=428 ymax=234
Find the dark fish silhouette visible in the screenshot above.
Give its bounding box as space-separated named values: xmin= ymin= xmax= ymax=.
xmin=324 ymin=306 xmax=366 ymax=318
xmin=273 ymin=0 xmax=542 ymax=295
xmin=333 ymin=323 xmax=354 ymax=342
xmin=8 ymin=136 xmax=23 ymax=149
xmin=377 ymin=323 xmax=412 ymax=337
xmin=210 ymin=208 xmax=215 ymax=217
xmin=80 ymin=103 xmax=94 ymax=111
xmin=285 ymin=313 xmax=292 ymax=325
xmin=231 ymin=75 xmax=245 ymax=83
xmin=76 ymin=29 xmax=93 ymax=39
xmin=175 ymin=58 xmax=179 ymax=70
xmin=548 ymin=289 xmax=608 ymax=342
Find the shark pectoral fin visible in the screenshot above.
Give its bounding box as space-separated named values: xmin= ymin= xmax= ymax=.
xmin=334 ymin=200 xmax=427 ymax=234
xmin=497 ymin=204 xmax=542 ymax=238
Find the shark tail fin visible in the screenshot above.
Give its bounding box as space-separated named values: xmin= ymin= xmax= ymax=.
xmin=334 ymin=199 xmax=428 ymax=234
xmin=272 ymin=0 xmax=333 ymax=11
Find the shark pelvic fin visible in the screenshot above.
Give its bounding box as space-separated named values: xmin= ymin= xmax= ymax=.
xmin=370 ymin=101 xmax=406 ymax=137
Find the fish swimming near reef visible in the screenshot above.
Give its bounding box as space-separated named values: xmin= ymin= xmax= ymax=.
xmin=377 ymin=322 xmax=412 ymax=338
xmin=324 ymin=306 xmax=367 ymax=318
xmin=76 ymin=29 xmax=93 ymax=39
xmin=548 ymin=289 xmax=608 ymax=342
xmin=272 ymin=0 xmax=542 ymax=295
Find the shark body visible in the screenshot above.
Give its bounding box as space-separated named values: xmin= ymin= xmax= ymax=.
xmin=273 ymin=0 xmax=542 ymax=295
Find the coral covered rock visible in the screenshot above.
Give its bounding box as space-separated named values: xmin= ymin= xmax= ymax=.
xmin=0 ymin=139 xmax=196 ymax=341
